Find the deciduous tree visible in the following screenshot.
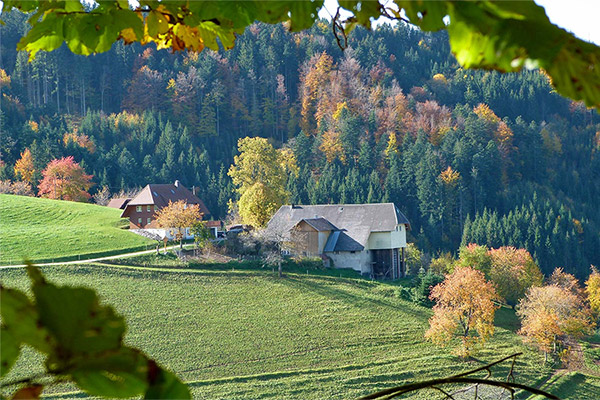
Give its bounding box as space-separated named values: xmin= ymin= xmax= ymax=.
xmin=155 ymin=200 xmax=201 ymax=249
xmin=517 ymin=283 xmax=595 ymax=360
xmin=14 ymin=148 xmax=35 ymax=184
xmin=425 ymin=266 xmax=500 ymax=357
xmin=228 ymin=137 xmax=290 ymax=228
xmin=37 ymin=156 xmax=93 ymax=202
xmin=488 ymin=246 xmax=544 ymax=306
xmin=191 ymin=221 xmax=212 ymax=255
xmin=586 ymin=267 xmax=600 ymax=317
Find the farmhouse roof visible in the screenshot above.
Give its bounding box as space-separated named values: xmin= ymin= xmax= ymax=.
xmin=297 ymin=217 xmax=339 ymax=232
xmin=267 ymin=203 xmax=410 ymax=249
xmin=107 ymin=197 xmax=131 ymax=210
xmin=123 ymin=180 xmax=210 ymax=216
xmin=323 ymin=231 xmax=364 ymax=252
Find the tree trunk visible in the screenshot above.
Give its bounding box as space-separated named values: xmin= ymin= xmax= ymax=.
xmin=278 ymin=261 xmax=282 ymax=278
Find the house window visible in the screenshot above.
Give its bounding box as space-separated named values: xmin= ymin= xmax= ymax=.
xmin=147 ymin=218 xmax=151 ymax=224
xmin=136 ymin=206 xmax=142 ymax=212
xmin=154 ymin=206 xmax=158 ymax=212
xmin=147 ymin=205 xmax=151 ymax=212
xmin=137 ymin=218 xmax=142 ymax=224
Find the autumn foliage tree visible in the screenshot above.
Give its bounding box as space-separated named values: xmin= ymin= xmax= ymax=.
xmin=425 ymin=266 xmax=500 ymax=357
xmin=14 ymin=148 xmax=35 ymax=184
xmin=37 ymin=156 xmax=93 ymax=202
xmin=586 ymin=267 xmax=600 ymax=317
xmin=517 ymin=275 xmax=595 ymax=361
xmin=228 ymin=137 xmax=292 ymax=228
xmin=488 ymin=246 xmax=544 ymax=306
xmin=155 ymin=200 xmax=201 ymax=249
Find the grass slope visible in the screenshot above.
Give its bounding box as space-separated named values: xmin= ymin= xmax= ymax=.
xmin=1 ymin=264 xmax=556 ymax=399
xmin=0 ymin=194 xmax=152 ymax=264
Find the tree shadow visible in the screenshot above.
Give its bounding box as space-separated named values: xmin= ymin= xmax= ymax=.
xmin=494 ymin=306 xmax=520 ymax=333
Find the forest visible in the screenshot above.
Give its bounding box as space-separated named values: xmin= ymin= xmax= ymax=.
xmin=1 ymin=11 xmax=599 ymax=278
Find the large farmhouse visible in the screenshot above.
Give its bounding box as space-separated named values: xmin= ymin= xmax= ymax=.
xmin=267 ymin=203 xmax=410 ymax=279
xmin=120 ymin=180 xmax=212 ymax=238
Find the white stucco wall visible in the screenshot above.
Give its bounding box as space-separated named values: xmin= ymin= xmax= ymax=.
xmin=133 ymin=228 xmax=195 ymax=240
xmin=327 ymin=251 xmax=372 ymax=274
xmin=367 ymin=225 xmax=407 ymax=250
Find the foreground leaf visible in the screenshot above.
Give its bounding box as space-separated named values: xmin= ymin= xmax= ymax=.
xmin=11 ymin=385 xmax=43 ymax=400
xmin=145 ymin=362 xmax=191 ymax=400
xmin=0 ymin=286 xmax=51 ymax=353
xmin=70 ymin=348 xmax=149 ymax=398
xmin=0 ymin=326 xmax=20 ymax=378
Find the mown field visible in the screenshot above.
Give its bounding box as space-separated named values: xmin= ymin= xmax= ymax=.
xmin=0 ymin=194 xmax=153 ymax=264
xmin=1 ymin=262 xmax=574 ymax=399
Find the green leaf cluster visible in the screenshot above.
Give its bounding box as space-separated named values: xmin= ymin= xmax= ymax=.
xmin=0 ymin=263 xmax=190 ymax=399
xmin=3 ymin=0 xmax=599 ymax=108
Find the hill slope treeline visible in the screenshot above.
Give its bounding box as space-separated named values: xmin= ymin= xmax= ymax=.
xmin=1 ymin=13 xmax=599 ymax=277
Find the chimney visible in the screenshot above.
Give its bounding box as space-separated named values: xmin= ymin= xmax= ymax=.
xmin=174 ymin=180 xmax=180 ymax=188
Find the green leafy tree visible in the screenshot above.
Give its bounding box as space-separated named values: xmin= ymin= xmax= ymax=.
xmin=191 ymin=220 xmax=212 ymax=253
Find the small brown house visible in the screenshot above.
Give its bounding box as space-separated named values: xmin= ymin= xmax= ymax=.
xmin=120 ymin=180 xmax=211 ymax=230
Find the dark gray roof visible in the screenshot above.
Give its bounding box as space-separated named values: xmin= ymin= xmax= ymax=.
xmin=267 ymin=203 xmax=409 ymax=249
xmin=323 ymin=231 xmax=364 ymax=252
xmin=297 ymin=217 xmax=339 ymax=232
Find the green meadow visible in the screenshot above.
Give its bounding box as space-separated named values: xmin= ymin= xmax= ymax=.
xmin=2 ymin=262 xmax=577 ymax=399
xmin=0 ymin=194 xmax=153 ymax=264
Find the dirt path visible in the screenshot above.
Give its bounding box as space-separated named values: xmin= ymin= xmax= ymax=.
xmin=0 ymin=246 xmax=180 ymax=269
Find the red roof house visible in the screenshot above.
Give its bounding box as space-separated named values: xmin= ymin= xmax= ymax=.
xmin=121 ymin=180 xmax=211 ymax=229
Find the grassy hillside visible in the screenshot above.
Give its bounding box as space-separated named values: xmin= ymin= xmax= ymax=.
xmin=1 ymin=264 xmax=557 ymax=399
xmin=0 ymin=194 xmax=153 ymax=264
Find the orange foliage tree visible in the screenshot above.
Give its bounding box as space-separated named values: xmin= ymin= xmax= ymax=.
xmin=14 ymin=148 xmax=35 ymax=184
xmin=517 ymin=280 xmax=595 ymax=361
xmin=37 ymin=156 xmax=93 ymax=202
xmin=155 ymin=200 xmax=202 ymax=249
xmin=425 ymin=266 xmax=500 ymax=357
xmin=488 ymin=246 xmax=544 ymax=306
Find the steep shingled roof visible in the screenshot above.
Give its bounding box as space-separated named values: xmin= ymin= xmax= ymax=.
xmin=267 ymin=203 xmax=409 ymax=250
xmin=121 ymin=181 xmax=210 ymax=216
xmin=297 ymin=217 xmax=339 ymax=232
xmin=107 ymin=197 xmax=131 ymax=210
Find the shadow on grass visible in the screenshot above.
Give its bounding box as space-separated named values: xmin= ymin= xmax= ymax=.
xmin=279 ymin=276 xmax=428 ymax=321
xmin=187 ymin=358 xmax=414 ymax=388
xmin=494 ymin=306 xmax=520 ymax=333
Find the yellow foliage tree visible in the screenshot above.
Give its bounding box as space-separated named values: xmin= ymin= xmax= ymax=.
xmin=384 ymin=132 xmax=399 ymax=161
xmin=439 ymin=166 xmax=460 ymax=187
xmin=517 ymin=283 xmax=595 ymax=360
xmin=425 ymin=266 xmax=500 ymax=357
xmin=473 ymin=103 xmax=500 ymax=124
xmin=0 ymin=68 xmax=10 ymax=88
xmin=228 ymin=137 xmax=290 ymax=227
xmin=155 ymin=200 xmax=202 ymax=249
xmin=14 ymin=148 xmax=35 ymax=184
xmin=300 ymin=52 xmax=334 ymax=135
xmin=585 ymin=267 xmax=600 ymax=317
xmin=319 ymin=129 xmax=344 ymax=163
